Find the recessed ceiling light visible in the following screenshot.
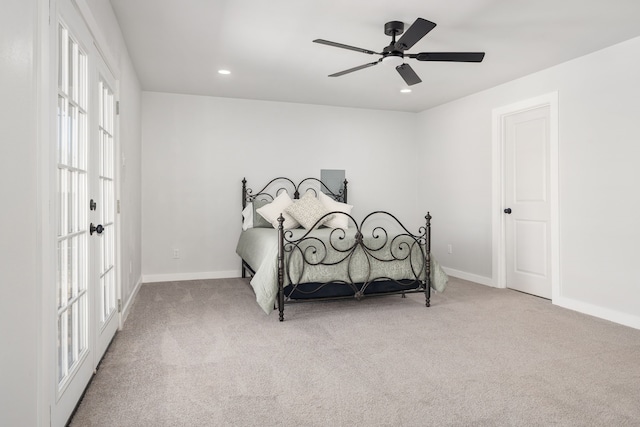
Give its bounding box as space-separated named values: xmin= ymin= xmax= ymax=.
xmin=218 ymin=69 xmax=231 ymax=75
xmin=400 ymin=88 xmax=412 ymax=93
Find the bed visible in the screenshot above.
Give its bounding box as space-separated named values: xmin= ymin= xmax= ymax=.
xmin=236 ymin=177 xmax=448 ymax=321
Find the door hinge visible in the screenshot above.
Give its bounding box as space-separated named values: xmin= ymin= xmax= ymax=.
xmin=116 ymin=101 xmax=120 ymax=115
xmin=117 ymin=199 xmax=120 ymax=214
xmin=118 ymin=299 xmax=122 ymax=313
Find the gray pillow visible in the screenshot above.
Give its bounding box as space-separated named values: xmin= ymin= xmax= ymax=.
xmin=285 ymin=191 xmax=333 ymax=230
xmin=252 ymin=199 xmax=272 ymax=228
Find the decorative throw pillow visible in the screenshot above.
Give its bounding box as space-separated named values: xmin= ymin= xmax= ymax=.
xmin=252 ymin=199 xmax=272 ymax=228
xmin=318 ymin=191 xmax=353 ymax=229
xmin=285 ymin=191 xmax=333 ymax=230
xmin=255 ymin=192 xmax=300 ymax=230
xmin=242 ymin=203 xmax=253 ymax=230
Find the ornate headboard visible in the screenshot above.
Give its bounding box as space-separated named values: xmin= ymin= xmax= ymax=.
xmin=242 ymin=177 xmax=348 ymax=209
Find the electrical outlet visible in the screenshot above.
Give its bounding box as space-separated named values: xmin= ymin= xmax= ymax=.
xmin=447 ymin=244 xmax=453 ymax=254
xmin=173 ymin=249 xmax=180 ymax=259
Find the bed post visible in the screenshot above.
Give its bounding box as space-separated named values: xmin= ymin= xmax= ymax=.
xmin=425 ymin=212 xmax=431 ymax=307
xmin=342 ymin=179 xmax=348 ymax=203
xmin=242 ymin=178 xmax=247 ymax=209
xmin=241 ymin=178 xmax=247 ymax=278
xmin=277 ymin=214 xmax=285 ymax=321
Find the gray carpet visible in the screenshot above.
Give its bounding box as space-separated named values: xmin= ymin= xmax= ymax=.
xmin=70 ymin=277 xmax=640 ymax=426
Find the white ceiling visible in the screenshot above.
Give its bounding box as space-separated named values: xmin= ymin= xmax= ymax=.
xmin=109 ymin=0 xmax=640 ymax=113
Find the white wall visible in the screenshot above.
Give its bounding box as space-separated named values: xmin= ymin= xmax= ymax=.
xmin=141 ymin=93 xmax=419 ymax=280
xmin=416 ymin=99 xmax=494 ymax=279
xmin=0 ymin=1 xmax=40 ymax=425
xmin=416 ymin=36 xmax=640 ymax=327
xmin=117 ymin=54 xmax=143 ymax=312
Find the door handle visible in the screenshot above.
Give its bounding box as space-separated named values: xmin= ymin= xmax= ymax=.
xmin=90 ymin=223 xmax=104 ymax=235
xmin=504 ymin=208 xmax=512 ymax=214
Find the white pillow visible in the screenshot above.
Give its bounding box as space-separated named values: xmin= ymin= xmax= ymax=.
xmin=285 ymin=191 xmax=333 ymax=230
xmin=318 ymin=191 xmax=353 ymax=229
xmin=242 ymin=203 xmax=253 ymax=231
xmin=255 ymin=192 xmax=300 ymax=230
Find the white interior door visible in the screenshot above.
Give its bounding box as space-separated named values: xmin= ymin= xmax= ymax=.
xmin=504 ymin=105 xmax=552 ymax=299
xmin=52 ymin=1 xmax=119 ymax=424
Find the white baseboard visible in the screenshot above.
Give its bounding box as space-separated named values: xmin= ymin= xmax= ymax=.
xmin=121 ymin=276 xmax=142 ymax=325
xmin=443 ymin=266 xmax=640 ymax=330
xmin=554 ymin=296 xmax=640 ymax=330
xmin=441 ymin=267 xmax=495 ymax=287
xmin=142 ymin=270 xmax=242 ymax=284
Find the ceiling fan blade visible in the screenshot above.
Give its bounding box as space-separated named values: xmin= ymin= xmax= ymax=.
xmin=412 ymin=52 xmax=485 ymax=62
xmin=313 ymin=39 xmax=379 ymax=55
xmin=395 ymin=18 xmax=436 ymax=51
xmin=396 ymin=63 xmax=422 ymax=86
xmin=329 ymin=60 xmax=381 ymax=77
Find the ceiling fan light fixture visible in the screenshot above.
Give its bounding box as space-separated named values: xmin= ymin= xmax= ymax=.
xmin=382 ymin=55 xmax=404 ymax=67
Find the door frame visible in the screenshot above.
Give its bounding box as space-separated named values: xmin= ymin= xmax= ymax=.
xmin=491 ymin=92 xmax=560 ymax=301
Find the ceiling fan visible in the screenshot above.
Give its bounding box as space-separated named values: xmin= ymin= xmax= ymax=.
xmin=313 ymin=18 xmax=485 ymax=86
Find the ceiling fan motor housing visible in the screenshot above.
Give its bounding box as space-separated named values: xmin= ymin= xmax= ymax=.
xmin=384 ymin=21 xmax=405 ymax=37
xmin=383 ymin=21 xmax=406 ymax=64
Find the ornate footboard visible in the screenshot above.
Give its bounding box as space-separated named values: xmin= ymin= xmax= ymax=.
xmin=239 ymin=177 xmax=438 ymax=321
xmin=276 ymin=211 xmax=432 ymax=321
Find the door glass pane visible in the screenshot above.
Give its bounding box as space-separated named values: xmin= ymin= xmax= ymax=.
xmin=58 ymin=26 xmax=67 ymax=94
xmin=66 ymin=302 xmax=75 ymax=370
xmin=69 ymin=39 xmax=77 ymax=103
xmin=66 ymin=238 xmax=73 ymax=302
xmin=57 ymin=314 xmax=64 ymax=382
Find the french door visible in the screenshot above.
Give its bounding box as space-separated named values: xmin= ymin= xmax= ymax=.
xmin=53 ymin=1 xmax=119 ymax=424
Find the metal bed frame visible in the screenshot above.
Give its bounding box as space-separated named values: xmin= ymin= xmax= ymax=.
xmin=241 ymin=177 xmax=431 ymax=321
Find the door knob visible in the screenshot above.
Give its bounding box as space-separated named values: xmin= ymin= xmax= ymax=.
xmin=504 ymin=208 xmax=512 ymax=214
xmin=90 ymin=223 xmax=104 ymax=235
